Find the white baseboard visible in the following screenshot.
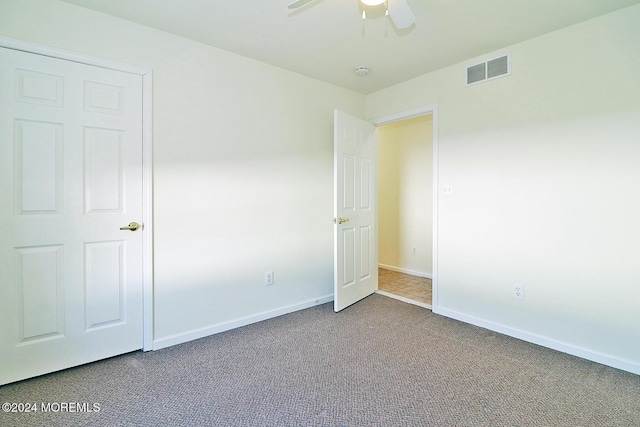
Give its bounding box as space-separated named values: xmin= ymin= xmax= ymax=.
xmin=152 ymin=294 xmax=334 ymax=351
xmin=433 ymin=306 xmax=640 ymax=376
xmin=378 ymin=263 xmax=432 ymax=279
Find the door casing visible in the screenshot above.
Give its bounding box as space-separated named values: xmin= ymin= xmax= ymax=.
xmin=373 ymin=105 xmax=439 ymax=310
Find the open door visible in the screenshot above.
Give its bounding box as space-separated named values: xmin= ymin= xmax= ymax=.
xmin=333 ymin=110 xmax=378 ymax=312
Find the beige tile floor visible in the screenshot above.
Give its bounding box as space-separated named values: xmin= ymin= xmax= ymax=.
xmin=378 ymin=267 xmax=432 ymax=306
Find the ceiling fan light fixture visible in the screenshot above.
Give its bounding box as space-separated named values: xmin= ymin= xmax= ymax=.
xmin=360 ymin=0 xmax=385 ymax=6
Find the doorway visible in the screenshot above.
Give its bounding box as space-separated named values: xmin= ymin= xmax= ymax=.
xmin=375 ymin=112 xmax=434 ymax=309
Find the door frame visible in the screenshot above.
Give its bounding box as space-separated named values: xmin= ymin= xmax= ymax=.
xmin=372 ymin=104 xmax=439 ymax=310
xmin=0 ymin=36 xmax=154 ymax=351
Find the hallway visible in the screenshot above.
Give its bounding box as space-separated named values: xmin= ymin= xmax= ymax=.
xmin=377 ymin=268 xmax=432 ymax=307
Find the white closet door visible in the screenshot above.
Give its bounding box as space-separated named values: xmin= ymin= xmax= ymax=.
xmin=0 ymin=47 xmax=144 ymax=385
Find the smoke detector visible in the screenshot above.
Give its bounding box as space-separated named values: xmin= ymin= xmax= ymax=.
xmin=354 ymin=66 xmax=369 ymax=77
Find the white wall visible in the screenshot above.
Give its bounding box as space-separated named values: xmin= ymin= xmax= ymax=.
xmin=3 ymin=0 xmax=640 ymax=374
xmin=0 ymin=0 xmax=366 ymax=346
xmin=378 ymin=115 xmax=433 ymax=277
xmin=367 ymin=5 xmax=640 ymax=373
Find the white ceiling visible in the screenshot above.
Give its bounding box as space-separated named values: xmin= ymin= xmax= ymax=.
xmin=60 ymin=0 xmax=640 ymax=94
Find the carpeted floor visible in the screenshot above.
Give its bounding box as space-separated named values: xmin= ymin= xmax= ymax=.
xmin=1 ymin=294 xmax=639 ymax=426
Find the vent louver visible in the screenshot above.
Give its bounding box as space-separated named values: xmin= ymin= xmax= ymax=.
xmin=466 ymin=54 xmax=510 ymax=85
xmin=467 ymin=63 xmax=486 ymax=85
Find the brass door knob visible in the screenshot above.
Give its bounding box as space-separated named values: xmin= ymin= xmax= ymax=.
xmin=333 ymin=217 xmax=350 ymax=225
xmin=119 ymin=222 xmax=140 ymax=232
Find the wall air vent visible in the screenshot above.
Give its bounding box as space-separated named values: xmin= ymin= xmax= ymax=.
xmin=466 ymin=54 xmax=510 ymax=86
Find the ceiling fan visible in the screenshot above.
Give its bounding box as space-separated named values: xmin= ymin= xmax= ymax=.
xmin=288 ymin=0 xmax=416 ymax=30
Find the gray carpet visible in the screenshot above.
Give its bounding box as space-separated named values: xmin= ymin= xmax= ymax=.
xmin=1 ymin=294 xmax=639 ymax=426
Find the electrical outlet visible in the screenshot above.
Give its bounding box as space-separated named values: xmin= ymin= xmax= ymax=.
xmin=513 ymin=284 xmax=524 ymax=300
xmin=265 ymin=271 xmax=274 ymax=286
xmin=442 ymin=185 xmax=454 ymax=195
xmin=412 ymin=247 xmax=417 ymax=256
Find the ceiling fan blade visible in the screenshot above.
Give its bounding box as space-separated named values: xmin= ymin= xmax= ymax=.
xmin=387 ymin=0 xmax=415 ymax=29
xmin=288 ymin=0 xmax=316 ymax=9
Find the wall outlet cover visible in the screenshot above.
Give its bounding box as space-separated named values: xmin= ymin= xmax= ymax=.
xmin=513 ymin=284 xmax=524 ymax=300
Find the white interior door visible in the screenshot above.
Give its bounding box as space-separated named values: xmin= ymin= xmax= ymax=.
xmin=334 ymin=110 xmax=378 ymax=312
xmin=0 ymin=47 xmax=144 ymax=385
